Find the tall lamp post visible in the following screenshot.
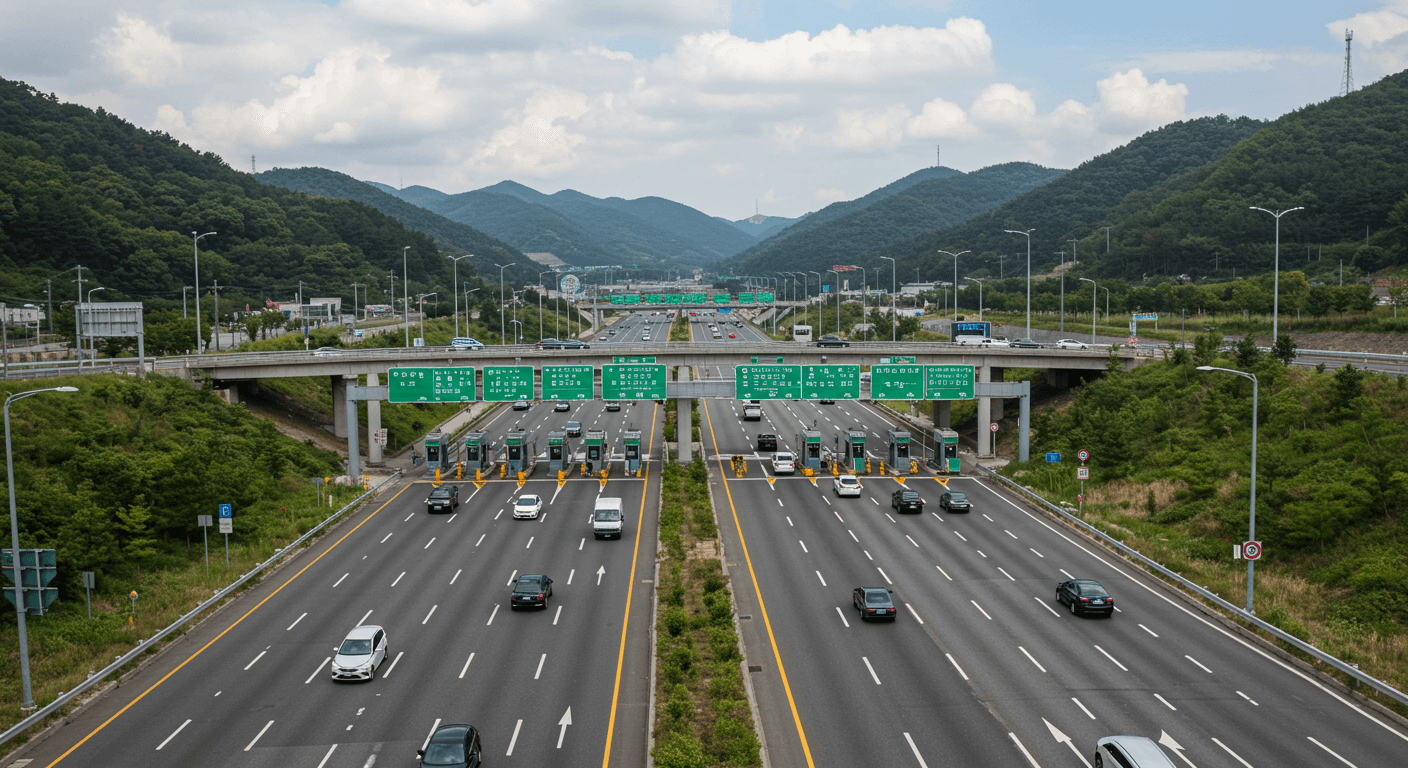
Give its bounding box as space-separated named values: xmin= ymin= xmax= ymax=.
xmin=1079 ymin=277 xmax=1097 ymax=344
xmin=496 ymin=264 xmax=512 ymax=346
xmin=1196 ymin=366 xmax=1260 ymax=614
xmin=84 ymin=287 xmax=107 ymax=367
xmin=1102 ymin=287 xmax=1111 ymax=322
xmin=7 ymin=385 xmax=79 ymax=710
xmin=1248 ymin=206 xmax=1304 ymax=345
xmin=936 ymin=250 xmax=969 ymax=322
xmin=1004 ymin=228 xmax=1034 ymax=337
xmin=415 ymin=293 xmax=436 ymax=344
xmin=463 ymin=286 xmax=480 ymax=333
xmin=402 ymin=246 xmax=411 ymax=348
xmin=826 ymin=269 xmax=840 ymax=335
xmin=538 ymin=270 xmax=555 ymax=342
xmin=879 ymin=256 xmax=896 ymax=342
xmin=446 ymin=254 xmax=469 ymax=338
xmin=192 ymin=231 xmax=216 ymax=354
xmin=510 ymin=319 xmax=522 ymax=344
xmin=807 ymin=271 xmax=821 ymax=330
xmin=965 ymin=277 xmax=984 ymax=323
xmin=857 ymin=265 xmax=868 ymax=340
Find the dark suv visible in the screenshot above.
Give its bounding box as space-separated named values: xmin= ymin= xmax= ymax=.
xmin=891 ymin=489 xmax=923 ymax=513
xmin=939 ymin=491 xmax=971 ymax=512
xmin=757 ymin=434 xmax=778 ymax=451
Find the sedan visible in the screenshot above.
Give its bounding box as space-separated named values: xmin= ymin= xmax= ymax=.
xmin=1011 ymin=338 xmax=1043 ymax=348
xmin=728 ymin=333 xmax=736 ymax=339
xmin=312 ymin=346 xmax=342 ymax=356
xmin=852 ymin=587 xmax=896 ymax=621
xmin=513 ymin=494 xmax=543 ymax=519
xmin=537 ymin=338 xmax=589 ymax=350
xmin=833 ymin=475 xmax=861 ymax=497
xmin=938 ymin=491 xmax=971 ymax=512
xmin=512 ymin=400 xmax=531 ymax=411
xmin=815 ymin=334 xmax=850 ymax=348
xmin=756 ymin=434 xmax=778 ymax=452
xmin=605 ymin=401 xmax=621 ymax=412
xmin=1056 ymin=579 xmax=1115 ymax=616
xmin=1054 ymin=338 xmax=1089 ymax=350
xmin=418 ymin=723 xmax=483 ymax=767
xmin=891 ymin=488 xmax=923 ymax=513
xmin=510 ymin=574 xmax=553 ymax=609
xmin=330 ymin=625 xmax=388 ymax=681
xmin=599 ymin=335 xmax=608 ymax=341
xmin=554 ymin=401 xmax=570 ymax=412
xmin=425 ymin=485 xmax=459 ymax=513
xmin=771 ymin=452 xmax=796 ymax=475
xmin=565 ymin=420 xmax=582 ymax=437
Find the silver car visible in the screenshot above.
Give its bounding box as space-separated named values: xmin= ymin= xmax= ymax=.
xmin=330 ymin=625 xmax=389 ymax=681
xmin=1054 ymin=338 xmax=1089 ymax=350
xmin=1094 ymin=735 xmax=1177 ymax=767
xmin=514 ymin=494 xmax=543 ymax=519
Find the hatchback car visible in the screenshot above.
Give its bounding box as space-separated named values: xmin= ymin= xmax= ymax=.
xmin=771 ymin=452 xmax=796 ymax=475
xmin=425 ymin=485 xmax=460 ymax=513
xmin=939 ymin=491 xmax=971 ymax=512
xmin=512 ymin=400 xmax=530 ymax=411
xmin=605 ymin=401 xmax=621 ymax=412
xmin=1055 ymin=338 xmax=1090 ymax=350
xmin=565 ymin=420 xmax=582 ymax=437
xmin=756 ymin=434 xmax=778 ymax=452
xmin=599 ymin=335 xmax=608 ymax=341
xmin=418 ymin=723 xmax=483 ymax=767
xmin=330 ymin=625 xmax=388 ymax=681
xmin=1057 ymin=579 xmax=1115 ymax=616
xmin=852 ymin=587 xmax=896 ymax=621
xmin=513 ymin=494 xmax=543 ymax=519
xmin=554 ymin=401 xmax=570 ymax=412
xmin=510 ymin=574 xmax=553 ymax=609
xmin=833 ymin=475 xmax=861 ymax=497
xmin=891 ymin=488 xmax=923 ymax=513
xmin=1093 ymin=735 xmax=1176 ymax=768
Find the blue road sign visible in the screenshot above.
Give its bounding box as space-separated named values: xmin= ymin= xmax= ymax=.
xmin=218 ymin=504 xmax=233 ymax=518
xmin=1046 ymin=452 xmax=1061 ymax=463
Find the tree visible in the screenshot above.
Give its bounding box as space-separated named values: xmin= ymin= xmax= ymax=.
xmin=1272 ymin=334 xmax=1297 ymax=366
xmin=1192 ymin=332 xmax=1220 ymax=367
xmin=1233 ymin=334 xmax=1261 ymax=369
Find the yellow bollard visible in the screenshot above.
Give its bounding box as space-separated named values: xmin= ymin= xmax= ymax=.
xmin=436 ymin=468 xmax=441 ymax=483
xmin=910 ymin=459 xmax=918 ymax=475
xmin=457 ymin=463 xmax=463 ymax=480
xmin=475 ymin=468 xmax=482 ymax=482
xmin=500 ymin=464 xmax=506 ymax=479
xmin=517 ymin=471 xmax=526 ymax=487
xmin=865 ymin=459 xmax=871 ymax=475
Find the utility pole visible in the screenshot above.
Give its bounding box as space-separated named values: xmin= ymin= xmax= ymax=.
xmin=73 ymin=266 xmax=88 ymax=363
xmin=213 ymin=279 xmax=220 ymax=352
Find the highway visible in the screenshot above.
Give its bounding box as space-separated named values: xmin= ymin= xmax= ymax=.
xmin=695 ymin=359 xmax=1408 ymax=766
xmin=22 ymin=392 xmax=663 ymax=767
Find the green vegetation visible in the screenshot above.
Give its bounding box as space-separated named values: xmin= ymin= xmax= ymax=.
xmin=653 ymin=458 xmax=761 ymax=768
xmin=0 ymin=375 xmax=354 ymax=728
xmin=1005 ymin=348 xmax=1408 ymax=702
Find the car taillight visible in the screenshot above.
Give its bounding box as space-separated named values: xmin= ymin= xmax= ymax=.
xmin=537 ymin=593 xmax=545 ymax=600
xmin=1079 ymin=597 xmax=1090 ymax=602
xmin=1106 ymin=598 xmax=1114 ymax=603
xmin=867 ymin=609 xmax=875 ymax=613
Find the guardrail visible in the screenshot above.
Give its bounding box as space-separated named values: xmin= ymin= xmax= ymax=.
xmin=0 ymin=470 xmax=403 ymax=748
xmin=977 ymin=466 xmax=1408 ymax=709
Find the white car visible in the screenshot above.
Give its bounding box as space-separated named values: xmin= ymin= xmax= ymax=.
xmin=833 ymin=475 xmax=862 ymax=497
xmin=330 ymin=625 xmax=389 ymax=681
xmin=771 ymin=452 xmax=796 ymax=475
xmin=513 ymin=494 xmax=543 ymax=519
xmin=312 ymin=346 xmax=343 ymax=356
xmin=1054 ymin=339 xmax=1089 ymax=350
xmin=450 ymin=338 xmax=485 ymax=350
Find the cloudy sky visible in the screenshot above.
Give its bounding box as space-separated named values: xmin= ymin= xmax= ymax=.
xmin=4 ymin=1 xmax=1405 ymax=220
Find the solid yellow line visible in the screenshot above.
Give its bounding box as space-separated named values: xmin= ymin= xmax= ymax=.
xmin=45 ymin=485 xmax=413 ymax=767
xmin=601 ymin=400 xmax=658 ymax=768
xmin=702 ymin=395 xmax=816 ymax=767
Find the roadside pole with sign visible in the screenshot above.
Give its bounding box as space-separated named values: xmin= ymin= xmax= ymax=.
xmin=129 ymin=590 xmax=138 ymax=626
xmin=218 ymin=503 xmax=233 ymax=569
xmin=1077 ymin=449 xmax=1091 ymax=512
xmin=198 ymin=515 xmax=212 ymax=575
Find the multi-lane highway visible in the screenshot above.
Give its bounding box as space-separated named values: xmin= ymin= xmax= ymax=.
xmin=697 ymin=364 xmax=1408 ymax=766
xmin=22 ymin=396 xmax=662 ymax=768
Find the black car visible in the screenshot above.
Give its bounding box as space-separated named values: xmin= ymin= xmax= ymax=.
xmin=511 ymin=400 xmax=530 ymax=411
xmin=418 ymin=723 xmax=483 ymax=767
xmin=425 ymin=485 xmax=459 ymax=513
xmin=554 ymin=401 xmax=570 ymax=412
xmin=939 ymin=491 xmax=971 ymax=512
xmin=891 ymin=488 xmax=923 ymax=513
xmin=565 ymin=420 xmax=582 ymax=437
xmin=757 ymin=434 xmax=778 ymax=451
xmin=1056 ymin=579 xmax=1115 ymax=617
xmin=815 ymin=334 xmax=850 ymax=348
xmin=818 ymin=398 xmax=835 ymax=404
xmin=1011 ymin=338 xmax=1043 ymax=348
xmin=852 ymin=587 xmax=896 ymax=621
xmin=537 ymin=338 xmax=589 ymax=350
xmin=510 ymin=574 xmax=553 ymax=609
xmin=605 ymin=401 xmax=621 ymax=412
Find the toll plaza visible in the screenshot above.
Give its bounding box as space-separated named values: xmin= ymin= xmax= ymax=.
xmin=844 ymin=430 xmax=867 ymax=473
xmin=887 ymin=429 xmax=912 ymax=473
xmin=797 ymin=430 xmax=823 ymax=472
xmin=423 ymin=431 xmax=459 ymax=472
xmin=583 ymin=429 xmax=609 ymax=475
xmin=503 ymin=430 xmax=536 ymax=475
xmin=623 ymin=429 xmax=642 ymax=475
xmin=463 ymin=431 xmax=494 ymax=476
xmin=547 ymin=430 xmax=574 ymax=473
xmin=936 ymin=428 xmax=961 ymax=474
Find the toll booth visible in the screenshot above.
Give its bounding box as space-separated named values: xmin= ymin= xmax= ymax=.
xmin=844 ymin=430 xmax=867 ymax=473
xmin=424 ymin=431 xmax=459 ymax=472
xmin=584 ymin=429 xmax=608 ymax=474
xmin=887 ymin=430 xmax=911 ymax=470
xmin=547 ymin=431 xmax=573 ymax=473
xmin=464 ymin=431 xmax=493 ymax=475
xmin=504 ymin=430 xmax=536 ymax=475
xmin=936 ymin=428 xmax=961 ymax=474
xmin=623 ymin=429 xmax=642 ymax=474
xmin=798 ymin=430 xmax=823 ymax=472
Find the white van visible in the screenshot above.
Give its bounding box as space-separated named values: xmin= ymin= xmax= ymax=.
xmin=592 ymin=497 xmax=624 ymax=539
xmin=956 ymin=336 xmax=1009 ymax=348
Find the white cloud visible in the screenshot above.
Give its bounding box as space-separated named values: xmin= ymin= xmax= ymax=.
xmin=711 ymin=162 xmax=744 ymax=178
xmin=814 ymin=187 xmax=846 ymax=203
xmin=344 ymin=0 xmax=730 ymax=40
xmin=824 ymin=105 xmax=911 ymax=151
xmin=1135 ymin=50 xmax=1283 ymax=74
xmin=101 ymin=14 xmax=183 ymax=86
xmin=1329 ymin=6 xmax=1408 ymax=78
xmin=907 ymin=97 xmax=972 ymax=138
xmin=969 ymin=83 xmax=1036 ymax=129
xmin=1094 ymin=69 xmax=1187 ymax=129
xmin=467 ymin=88 xmax=590 ymax=176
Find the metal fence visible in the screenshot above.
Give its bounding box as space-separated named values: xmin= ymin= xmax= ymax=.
xmin=0 ymin=470 xmax=403 ymax=748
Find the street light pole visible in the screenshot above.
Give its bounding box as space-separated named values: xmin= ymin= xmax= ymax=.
xmin=1005 ymin=229 xmax=1035 ymax=338
xmin=935 ymin=250 xmax=969 ymax=323
xmin=879 ymin=256 xmax=895 ymax=341
xmin=402 ymin=246 xmax=411 ymax=348
xmin=827 ymin=269 xmax=841 ymax=335
xmin=538 ymin=270 xmax=554 ymax=342
xmin=496 ymin=264 xmax=511 ymax=346
xmin=857 ymin=266 xmax=868 ymax=340
xmin=446 ymin=254 xmax=469 ymax=338
xmin=1248 ymin=206 xmax=1304 ymax=345
xmin=1196 ymin=366 xmax=1259 ymax=614
xmin=1102 ymin=287 xmax=1111 ymax=322
xmin=807 ymin=271 xmax=821 ymax=330
xmin=84 ymin=287 xmax=107 ymax=367
xmin=1079 ymin=277 xmax=1097 ymax=344
xmin=192 ymin=231 xmax=215 ymax=354
xmin=965 ymin=277 xmax=984 ymax=323
xmin=416 ymin=293 xmax=436 ymax=344
xmin=7 ymin=385 xmax=79 ymax=710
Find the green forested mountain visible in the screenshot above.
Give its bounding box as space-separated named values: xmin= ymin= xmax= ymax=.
xmin=724 ymin=162 xmax=1066 ymax=277
xmin=0 ymin=78 xmax=507 ymax=329
xmin=870 ymin=114 xmax=1266 ymax=282
xmin=752 ymin=165 xmax=963 ymax=245
xmin=722 ymin=214 xmax=803 ymax=239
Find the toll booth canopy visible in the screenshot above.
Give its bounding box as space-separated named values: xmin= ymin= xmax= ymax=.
xmin=505 ymin=430 xmax=531 ymax=472
xmin=463 ymin=431 xmax=490 ymax=472
xmin=798 ymin=429 xmax=823 ymax=470
xmin=584 ymin=429 xmax=608 ymax=472
xmin=936 ymin=428 xmax=961 ymax=473
xmin=623 ymin=429 xmax=642 ymax=472
xmin=844 ymin=430 xmax=866 ymax=472
xmin=424 ymin=431 xmax=445 ymax=470
xmin=887 ymin=429 xmax=911 ymax=467
xmin=547 ymin=430 xmax=571 ymax=472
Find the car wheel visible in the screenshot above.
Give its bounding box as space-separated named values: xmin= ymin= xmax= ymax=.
xmin=1069 ymin=599 xmax=1079 ymax=615
xmin=1095 ymin=755 xmax=1104 ymax=768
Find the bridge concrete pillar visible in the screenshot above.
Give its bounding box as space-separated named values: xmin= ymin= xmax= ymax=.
xmin=976 ymin=365 xmax=993 ymax=457
xmin=991 ymin=367 xmax=1005 ymax=421
xmin=220 ymin=382 xmax=240 ymax=405
xmin=931 ymin=400 xmax=951 ymax=429
xmin=367 ymin=372 xmax=384 ymax=466
xmin=332 ymin=375 xmax=349 ymax=438
xmin=677 ymin=366 xmax=692 ymax=464
xmin=1048 ymin=368 xmax=1070 ymax=389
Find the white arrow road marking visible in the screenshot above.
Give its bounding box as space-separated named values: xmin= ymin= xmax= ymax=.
xmin=1210 ymin=738 xmax=1254 ymax=767
xmin=156 ymin=719 xmax=191 ymax=750
xmin=244 ymin=719 xmax=274 ymax=751
xmin=506 ymin=719 xmax=523 ymax=756
xmin=903 ymin=732 xmax=929 ymax=767
xmin=596 ymin=565 xmax=606 ymax=585
xmin=862 ymin=656 xmax=881 ymax=685
xmin=1158 ymin=731 xmax=1198 ymax=767
xmin=459 ymin=652 xmax=475 ymax=679
xmin=1044 ymin=718 xmax=1092 ymax=768
xmin=557 ymin=707 xmax=573 ymax=748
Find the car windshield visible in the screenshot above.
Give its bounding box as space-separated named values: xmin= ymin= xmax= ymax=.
xmin=775 ymin=454 xmax=793 ymax=461
xmin=865 ymin=592 xmax=890 ymax=605
xmin=421 ymin=733 xmax=467 ymax=766
xmin=595 ymin=508 xmax=621 ymax=521
xmin=839 ymin=478 xmax=858 ymax=486
xmin=567 ymin=421 xmax=580 ymax=428
xmin=338 ymin=639 xmax=371 ymax=656
xmin=516 ymin=497 xmax=538 ymax=507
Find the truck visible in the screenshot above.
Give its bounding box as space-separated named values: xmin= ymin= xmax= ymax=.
xmin=592 ymin=497 xmax=624 ymax=539
xmin=743 ymin=404 xmax=763 ymax=421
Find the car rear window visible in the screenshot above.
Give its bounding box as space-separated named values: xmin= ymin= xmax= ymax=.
xmin=900 ymin=491 xmax=919 ymax=500
xmin=515 ymin=578 xmax=541 ymax=591
xmin=948 ymin=492 xmax=966 ymax=500
xmin=1077 ymin=582 xmax=1108 ymax=596
xmin=865 ymin=592 xmax=889 ymax=604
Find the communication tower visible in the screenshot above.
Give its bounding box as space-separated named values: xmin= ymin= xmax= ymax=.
xmin=1341 ymin=29 xmax=1354 ymax=96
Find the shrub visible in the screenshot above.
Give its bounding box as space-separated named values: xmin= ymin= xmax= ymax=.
xmin=653 ymin=733 xmax=707 ymax=768
xmin=663 ymin=605 xmax=689 ymax=636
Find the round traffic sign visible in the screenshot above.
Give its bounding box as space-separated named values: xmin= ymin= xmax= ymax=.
xmin=989 ymin=422 xmax=999 ymax=433
xmin=1127 ymin=336 xmax=1138 ymax=346
xmin=1077 ymin=449 xmax=1091 ymax=462
xmin=1077 ymin=494 xmax=1083 ymax=503
xmin=1243 ymin=541 xmax=1262 ymax=560
xmin=559 ymin=274 xmax=581 ymax=295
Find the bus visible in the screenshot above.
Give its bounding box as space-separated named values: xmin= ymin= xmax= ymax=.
xmin=792 ymin=324 xmax=813 ymax=343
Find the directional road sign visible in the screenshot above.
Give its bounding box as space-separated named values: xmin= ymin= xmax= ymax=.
xmin=924 ymin=365 xmax=975 ymax=400
xmin=870 ymin=364 xmax=924 ymax=399
xmin=612 ymin=356 xmax=656 ymax=364
xmin=542 ymin=365 xmax=594 ymax=400
xmin=388 ymin=367 xmax=476 ymax=403
xmin=802 ymin=364 xmax=860 ymax=399
xmin=483 ymin=366 xmax=535 ymax=401
xmin=736 ymin=364 xmax=801 ymax=399
xmin=602 ymin=364 xmax=667 ymax=399
xmin=756 ymin=292 xmax=774 ymax=303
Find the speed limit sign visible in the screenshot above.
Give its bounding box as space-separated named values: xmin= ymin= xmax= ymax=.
xmin=1077 ymin=449 xmax=1091 ymax=462
xmin=1243 ymin=541 xmax=1262 ymax=560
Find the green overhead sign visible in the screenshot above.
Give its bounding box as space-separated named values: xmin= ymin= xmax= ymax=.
xmin=482 ymin=365 xmax=535 ymax=401
xmin=924 ymin=365 xmax=976 ymax=399
xmin=603 ymin=364 xmax=667 ymax=399
xmin=736 ymin=364 xmax=801 ymax=399
xmin=870 ymin=364 xmax=975 ymax=400
xmin=802 ymin=364 xmax=860 ymax=399
xmin=388 ymin=367 xmax=476 ymax=403
xmin=542 ymin=365 xmax=593 ymax=400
